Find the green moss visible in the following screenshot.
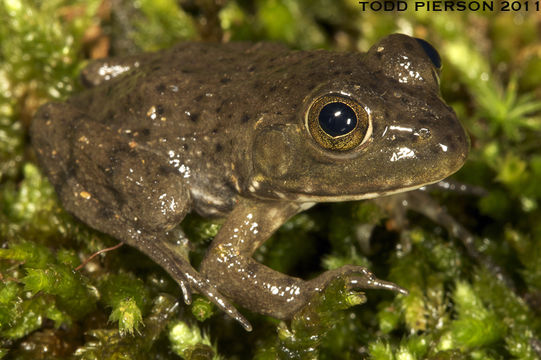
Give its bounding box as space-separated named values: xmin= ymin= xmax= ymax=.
xmin=0 ymin=239 xmax=97 ymax=342
xmin=190 ymin=296 xmax=216 ymax=323
xmin=449 ymin=281 xmax=506 ymax=349
xmin=74 ymin=294 xmax=180 ymax=360
xmin=133 ymin=0 xmax=198 ymax=50
xmin=99 ymin=273 xmax=150 ymax=335
xmin=22 ymin=263 xmax=95 ymax=316
xmin=168 ymin=321 xmax=219 ymax=360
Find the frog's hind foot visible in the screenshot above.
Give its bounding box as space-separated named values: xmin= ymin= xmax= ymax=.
xmin=308 ymin=265 xmax=407 ymax=295
xmin=145 ymin=237 xmax=253 ymax=331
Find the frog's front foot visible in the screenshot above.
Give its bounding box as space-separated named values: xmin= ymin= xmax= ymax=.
xmin=307 ymin=265 xmax=408 ymax=295
xmin=199 ymin=198 xmax=409 ymax=325
xmin=201 ymin=252 xmax=406 ymax=322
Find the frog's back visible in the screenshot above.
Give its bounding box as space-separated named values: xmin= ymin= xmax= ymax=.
xmin=75 ymin=41 xmax=293 ymax=127
xmin=31 ymin=42 xmax=304 ymax=224
xmin=73 ymin=41 xmax=351 ymax=135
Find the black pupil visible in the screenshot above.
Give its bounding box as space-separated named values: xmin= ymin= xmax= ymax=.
xmin=415 ymin=38 xmax=442 ymax=69
xmin=318 ymin=102 xmax=357 ymax=137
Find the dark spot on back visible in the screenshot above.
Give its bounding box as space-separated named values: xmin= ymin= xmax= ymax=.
xmin=99 ymin=206 xmax=115 ymax=220
xmin=182 ymin=144 xmax=189 ymax=151
xmin=156 ymin=105 xmax=165 ymax=115
xmin=106 ymin=109 xmax=115 ymax=120
xmin=141 ymin=128 xmax=151 ymax=136
xmin=220 ymin=77 xmax=231 ymax=84
xmin=418 ymin=118 xmax=430 ymax=126
xmin=111 ymin=143 xmax=130 ymax=154
xmin=65 ymin=159 xmax=78 ymax=179
xmin=212 ymin=128 xmax=219 ymax=134
xmin=241 ymin=113 xmax=250 ymax=123
xmin=158 ymin=165 xmax=174 ymax=175
xmin=269 ymin=85 xmax=277 ymax=92
xmin=247 ymin=65 xmax=256 ymax=72
xmin=190 ymin=113 xmax=199 ymax=122
xmin=156 ymin=83 xmax=166 ymax=93
xmin=216 ymin=99 xmax=228 ymax=114
xmin=215 ymin=143 xmax=223 ymax=152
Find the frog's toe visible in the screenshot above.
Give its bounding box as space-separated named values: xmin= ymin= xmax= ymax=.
xmin=349 ymin=274 xmax=408 ymax=294
xmin=174 ymin=271 xmax=251 ymax=330
xmin=338 ymin=265 xmax=408 ymax=294
xmin=195 ymin=280 xmax=252 ymax=331
xmin=178 ymin=279 xmax=192 ymax=305
xmin=311 ymin=265 xmax=407 ymax=295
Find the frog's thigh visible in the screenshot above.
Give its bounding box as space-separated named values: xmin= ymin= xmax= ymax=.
xmin=33 ymin=105 xmax=255 ymax=330
xmin=37 ymin=107 xmax=190 ymax=240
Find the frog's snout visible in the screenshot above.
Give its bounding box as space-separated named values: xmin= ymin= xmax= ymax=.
xmin=434 ymin=114 xmax=470 ymax=176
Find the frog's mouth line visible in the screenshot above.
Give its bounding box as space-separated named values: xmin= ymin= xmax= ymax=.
xmin=290 ymin=179 xmax=440 ymax=203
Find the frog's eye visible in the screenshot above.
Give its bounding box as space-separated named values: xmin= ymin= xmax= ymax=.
xmin=306 ymin=95 xmax=370 ymax=151
xmin=415 ymin=38 xmax=442 ymax=70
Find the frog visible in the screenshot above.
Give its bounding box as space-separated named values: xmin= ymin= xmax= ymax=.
xmin=31 ymin=34 xmax=469 ymax=331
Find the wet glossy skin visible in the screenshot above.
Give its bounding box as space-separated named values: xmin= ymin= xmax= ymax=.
xmin=31 ymin=34 xmax=469 ymax=331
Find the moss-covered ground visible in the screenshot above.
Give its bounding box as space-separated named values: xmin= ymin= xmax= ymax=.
xmin=1 ymin=0 xmax=541 ymax=358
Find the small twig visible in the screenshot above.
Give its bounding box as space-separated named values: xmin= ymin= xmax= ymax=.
xmin=75 ymin=242 xmax=124 ymax=271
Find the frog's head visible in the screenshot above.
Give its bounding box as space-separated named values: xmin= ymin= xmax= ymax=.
xmin=247 ymin=34 xmax=469 ymax=202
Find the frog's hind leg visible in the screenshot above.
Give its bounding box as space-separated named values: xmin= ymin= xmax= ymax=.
xmin=31 ymin=102 xmax=252 ymax=330
xmin=32 ymin=102 xmax=190 ymax=236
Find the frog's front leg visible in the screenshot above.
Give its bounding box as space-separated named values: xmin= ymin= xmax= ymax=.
xmin=200 ymin=198 xmax=406 ymax=320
